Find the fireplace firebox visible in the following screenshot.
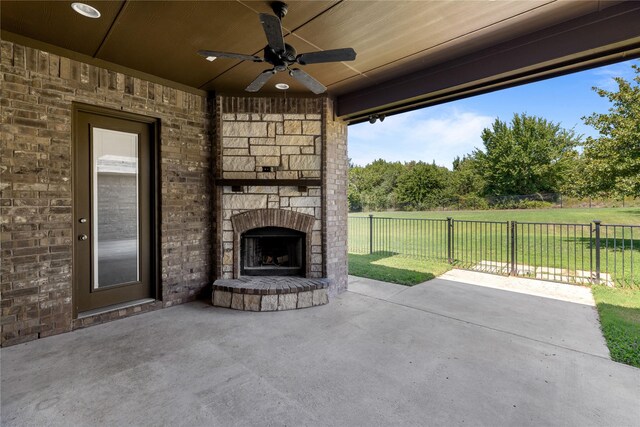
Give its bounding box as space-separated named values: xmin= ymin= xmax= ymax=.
xmin=241 ymin=227 xmax=305 ymax=276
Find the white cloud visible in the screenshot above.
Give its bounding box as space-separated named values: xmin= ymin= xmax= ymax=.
xmin=348 ymin=106 xmax=493 ymax=169
xmin=590 ymin=61 xmax=638 ymax=91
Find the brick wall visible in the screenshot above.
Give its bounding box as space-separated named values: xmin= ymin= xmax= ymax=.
xmin=0 ymin=40 xmax=212 ymax=346
xmin=322 ymin=99 xmax=349 ymax=296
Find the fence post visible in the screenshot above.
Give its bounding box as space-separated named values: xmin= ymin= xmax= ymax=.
xmin=593 ymin=220 xmax=601 ymax=284
xmin=510 ymin=221 xmax=517 ymax=276
xmin=368 ymin=214 xmax=374 ymax=254
xmin=447 ymin=217 xmax=453 ymax=264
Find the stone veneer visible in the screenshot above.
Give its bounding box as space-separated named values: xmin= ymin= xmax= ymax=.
xmin=213 ymin=96 xmax=348 ymax=295
xmin=215 ymin=97 xmax=330 ymax=283
xmin=1 ymin=40 xmax=212 ymax=346
xmin=220 ymin=110 xmax=322 ymax=181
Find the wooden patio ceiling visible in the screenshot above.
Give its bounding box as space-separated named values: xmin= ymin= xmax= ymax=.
xmin=2 ymin=1 xmax=639 ymax=122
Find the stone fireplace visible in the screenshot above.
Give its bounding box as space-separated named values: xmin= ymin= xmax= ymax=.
xmin=212 ymin=96 xmax=348 ymax=311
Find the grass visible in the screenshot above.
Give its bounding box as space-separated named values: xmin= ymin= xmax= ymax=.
xmin=592 ymin=286 xmax=640 ymax=368
xmin=348 ymin=208 xmax=640 ymax=287
xmin=349 ymin=207 xmax=640 ymax=224
xmin=348 ymin=252 xmax=451 ymax=286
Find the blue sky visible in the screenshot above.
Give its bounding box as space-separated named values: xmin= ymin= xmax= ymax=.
xmin=348 ymin=59 xmax=638 ymax=169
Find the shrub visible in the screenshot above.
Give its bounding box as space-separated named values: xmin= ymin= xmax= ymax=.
xmin=518 ymin=200 xmax=553 ymax=209
xmin=458 ymin=195 xmax=489 ymax=210
xmin=491 ymin=199 xmax=553 ymax=209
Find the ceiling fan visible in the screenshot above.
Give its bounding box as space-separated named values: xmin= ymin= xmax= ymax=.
xmin=197 ymin=1 xmax=356 ymax=94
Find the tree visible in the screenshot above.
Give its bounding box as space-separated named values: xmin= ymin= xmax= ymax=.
xmin=555 ymin=149 xmax=588 ymax=198
xmin=474 ymin=113 xmax=580 ymax=196
xmin=348 ymin=159 xmax=404 ymax=211
xmin=348 ymin=164 xmax=365 ymax=212
xmin=451 ymin=155 xmax=485 ymax=196
xmin=582 ymin=63 xmax=640 ymax=198
xmin=395 ymin=161 xmax=450 ymax=210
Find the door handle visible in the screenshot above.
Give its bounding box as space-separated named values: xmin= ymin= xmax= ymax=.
xmin=78 ymin=234 xmax=88 ymax=241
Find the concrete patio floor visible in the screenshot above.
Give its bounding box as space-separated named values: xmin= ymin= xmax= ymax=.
xmin=2 ymin=274 xmax=639 ymax=426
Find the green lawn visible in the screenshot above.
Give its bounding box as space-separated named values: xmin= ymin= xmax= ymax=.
xmin=348 ymin=252 xmax=451 ymax=286
xmin=349 ymin=207 xmax=640 ymax=224
xmin=348 ymin=208 xmax=640 ymax=288
xmin=591 ymin=286 xmax=640 ymax=368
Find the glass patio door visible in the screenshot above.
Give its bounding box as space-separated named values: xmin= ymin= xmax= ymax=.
xmin=74 ymin=107 xmax=156 ymax=313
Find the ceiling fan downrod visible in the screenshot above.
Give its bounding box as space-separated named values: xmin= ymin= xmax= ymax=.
xmin=271 ymin=1 xmax=288 ymax=20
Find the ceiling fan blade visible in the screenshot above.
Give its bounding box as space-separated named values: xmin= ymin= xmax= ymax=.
xmin=289 ymin=68 xmax=326 ymax=94
xmin=259 ymin=13 xmax=285 ymax=53
xmin=296 ymin=48 xmax=356 ymax=65
xmin=246 ymin=69 xmax=276 ymax=92
xmin=198 ymin=50 xmax=263 ymax=62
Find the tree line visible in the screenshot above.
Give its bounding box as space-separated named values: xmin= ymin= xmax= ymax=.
xmin=348 ymin=64 xmax=640 ymax=212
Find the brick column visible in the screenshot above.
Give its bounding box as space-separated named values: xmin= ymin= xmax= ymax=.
xmin=322 ymin=99 xmax=349 ymax=296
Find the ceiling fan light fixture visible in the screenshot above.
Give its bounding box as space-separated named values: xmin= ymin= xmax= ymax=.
xmin=205 ymin=56 xmax=217 ymax=62
xmin=275 ymin=83 xmax=289 ymax=90
xmin=71 ymin=2 xmax=101 ymax=18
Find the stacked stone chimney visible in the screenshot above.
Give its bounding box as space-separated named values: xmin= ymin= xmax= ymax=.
xmin=214 ymin=96 xmax=348 ymax=296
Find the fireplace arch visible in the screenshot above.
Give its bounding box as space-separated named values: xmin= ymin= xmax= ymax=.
xmin=230 ymin=209 xmax=315 ymax=278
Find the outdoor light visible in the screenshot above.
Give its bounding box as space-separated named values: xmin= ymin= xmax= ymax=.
xmin=71 ymin=2 xmax=101 ymax=18
xmin=275 ymin=83 xmax=289 ymax=90
xmin=368 ymin=114 xmax=385 ymax=124
xmin=205 ymin=56 xmax=217 ymax=62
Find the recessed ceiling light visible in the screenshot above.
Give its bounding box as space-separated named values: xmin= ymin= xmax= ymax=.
xmin=205 ymin=56 xmax=217 ymax=62
xmin=275 ymin=83 xmax=289 ymax=90
xmin=71 ymin=3 xmax=101 ymax=18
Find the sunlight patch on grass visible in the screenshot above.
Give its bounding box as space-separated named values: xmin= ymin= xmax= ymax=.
xmin=349 ymin=252 xmax=451 ymax=286
xmin=370 ymin=255 xmax=452 ymax=277
xmin=592 ymin=286 xmax=640 ymax=368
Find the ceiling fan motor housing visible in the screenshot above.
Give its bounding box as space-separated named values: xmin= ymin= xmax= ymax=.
xmin=264 ymin=43 xmax=297 ymax=71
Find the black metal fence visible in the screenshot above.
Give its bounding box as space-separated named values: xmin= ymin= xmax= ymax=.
xmin=348 ymin=215 xmax=640 ymax=288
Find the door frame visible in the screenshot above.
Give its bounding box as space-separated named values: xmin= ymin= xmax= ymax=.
xmin=72 ymin=103 xmax=161 ymax=317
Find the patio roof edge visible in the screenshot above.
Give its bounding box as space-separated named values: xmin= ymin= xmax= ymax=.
xmin=337 ymin=2 xmax=640 ymax=123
